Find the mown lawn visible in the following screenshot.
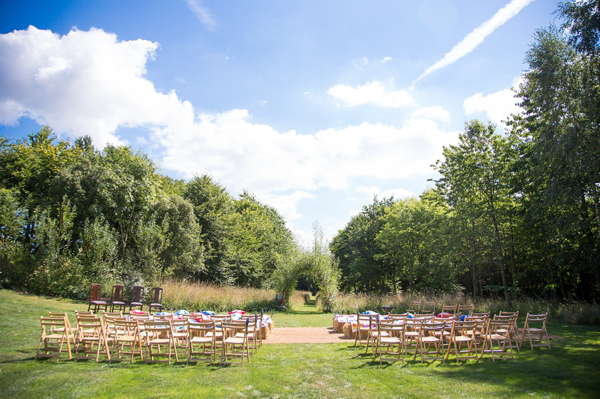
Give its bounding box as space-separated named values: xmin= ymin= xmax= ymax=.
xmin=1 ymin=290 xmax=599 ymax=398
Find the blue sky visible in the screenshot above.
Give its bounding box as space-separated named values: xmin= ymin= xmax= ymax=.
xmin=0 ymin=0 xmax=560 ymax=245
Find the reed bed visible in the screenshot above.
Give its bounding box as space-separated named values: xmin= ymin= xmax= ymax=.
xmin=161 ymin=279 xmax=276 ymax=312
xmin=333 ymin=291 xmax=600 ymax=325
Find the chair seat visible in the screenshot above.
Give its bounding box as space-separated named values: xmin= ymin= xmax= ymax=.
xmin=191 ymin=337 xmax=212 ymax=344
xmin=91 ymin=300 xmax=106 ymax=305
xmin=112 ymin=301 xmax=126 ymax=305
xmin=380 ymin=337 xmax=401 ymax=344
xmin=455 ymin=336 xmax=473 ymax=343
xmin=224 ymin=337 xmax=245 ymax=345
xmin=148 ymin=338 xmax=170 ymax=345
xmin=130 ymin=302 xmax=142 ymax=306
xmin=150 ymin=303 xmax=163 ymax=307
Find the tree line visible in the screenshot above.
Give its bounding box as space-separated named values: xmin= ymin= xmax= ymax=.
xmin=0 ymin=129 xmax=296 ymax=298
xmin=331 ymin=1 xmax=600 ymax=303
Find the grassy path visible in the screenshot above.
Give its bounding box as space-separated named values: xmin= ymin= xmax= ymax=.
xmin=1 ymin=290 xmax=600 ymax=398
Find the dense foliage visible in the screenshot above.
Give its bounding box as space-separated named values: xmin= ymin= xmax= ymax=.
xmin=331 ymin=1 xmax=600 ymax=303
xmin=0 ymin=129 xmax=297 ymax=299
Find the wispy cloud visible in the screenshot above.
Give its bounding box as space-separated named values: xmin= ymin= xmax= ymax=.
xmin=328 ymin=81 xmax=414 ymax=108
xmin=184 ymin=0 xmax=217 ymax=31
xmin=413 ymin=0 xmax=534 ymax=85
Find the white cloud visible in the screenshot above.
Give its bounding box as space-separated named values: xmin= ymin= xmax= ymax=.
xmin=464 ymin=76 xmax=523 ymax=127
xmin=327 ymin=81 xmax=415 ymax=108
xmin=154 ymin=110 xmax=459 ymax=195
xmin=381 ymin=57 xmax=392 ymax=64
xmin=0 ymin=26 xmax=195 ymax=149
xmin=261 ymin=191 xmax=315 ymax=221
xmin=184 ymin=0 xmax=217 ymax=31
xmin=411 ymin=106 xmax=450 ymax=122
xmin=413 ymin=0 xmax=534 ymax=84
xmin=0 ymin=26 xmax=460 ymax=237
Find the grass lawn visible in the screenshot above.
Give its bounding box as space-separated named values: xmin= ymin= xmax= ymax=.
xmin=1 ymin=290 xmax=599 ymax=398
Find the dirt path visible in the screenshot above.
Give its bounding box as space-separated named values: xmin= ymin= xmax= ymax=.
xmin=263 ymin=327 xmax=352 ymax=344
xmin=263 ymin=327 xmax=565 ymax=344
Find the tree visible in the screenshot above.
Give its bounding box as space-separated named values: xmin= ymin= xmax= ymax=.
xmin=433 ymin=121 xmax=519 ymax=302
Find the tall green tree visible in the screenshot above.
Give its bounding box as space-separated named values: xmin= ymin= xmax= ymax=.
xmin=434 ymin=120 xmax=519 ymax=302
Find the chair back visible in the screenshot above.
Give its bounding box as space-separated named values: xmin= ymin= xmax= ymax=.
xmin=131 ymin=286 xmax=144 ymax=302
xmin=441 ymin=304 xmax=457 ymax=315
xmin=89 ymin=284 xmax=102 ymax=302
xmin=111 ymin=284 xmax=125 ymax=301
xmin=151 ymin=287 xmax=163 ymax=303
xmin=457 ymin=304 xmax=474 ymax=314
xmin=188 ymin=319 xmax=215 ymax=339
xmin=407 ymin=299 xmax=422 ymax=313
xmin=422 ymin=301 xmax=437 ymax=314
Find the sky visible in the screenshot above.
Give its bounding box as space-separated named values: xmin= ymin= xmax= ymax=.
xmin=0 ymin=0 xmax=561 ymax=246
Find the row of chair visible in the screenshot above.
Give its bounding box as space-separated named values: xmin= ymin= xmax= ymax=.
xmin=354 ymin=312 xmax=550 ymax=365
xmin=405 ymin=302 xmax=475 ymax=315
xmin=35 ymin=310 xmax=263 ymax=366
xmin=88 ymin=284 xmax=163 ymax=314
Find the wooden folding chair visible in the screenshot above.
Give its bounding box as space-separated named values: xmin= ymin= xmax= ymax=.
xmin=416 ymin=321 xmax=446 ymax=363
xmin=494 ymin=314 xmax=520 ymax=352
xmin=187 ymin=320 xmax=217 ymax=364
xmin=373 ymin=318 xmax=404 ymax=365
xmin=48 ymin=312 xmax=76 ymax=345
xmin=402 ymin=318 xmax=421 ymax=358
xmin=406 ymin=299 xmax=422 ymax=314
xmin=457 ymin=304 xmax=474 ymax=316
xmin=446 ymin=320 xmax=481 ymax=362
xmin=480 ymin=319 xmax=514 ymax=361
xmin=221 ymin=320 xmax=250 ymax=366
xmin=422 ymin=301 xmax=437 ymax=314
xmin=171 ymin=318 xmax=189 ymax=361
xmin=74 ymin=316 xmax=111 ymax=362
xmin=520 ymin=313 xmax=551 ymax=350
xmin=353 ymin=313 xmax=373 ymax=349
xmin=441 ymin=304 xmax=457 ymax=316
xmin=111 ymin=319 xmax=143 ymax=363
xmin=143 ymin=320 xmax=175 ymax=364
xmin=239 ymin=315 xmax=261 ymax=354
xmin=36 ymin=316 xmax=73 ymax=361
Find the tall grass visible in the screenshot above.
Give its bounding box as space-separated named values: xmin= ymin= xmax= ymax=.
xmin=161 ymin=280 xmax=276 ymax=312
xmin=333 ymin=291 xmax=600 ymax=325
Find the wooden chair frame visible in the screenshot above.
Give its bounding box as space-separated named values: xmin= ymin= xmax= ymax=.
xmin=111 ymin=319 xmax=143 ymax=363
xmin=187 ymin=320 xmax=217 ymax=364
xmin=373 ymin=318 xmax=404 ymax=365
xmin=446 ymin=320 xmax=481 ymax=362
xmin=88 ymin=283 xmax=108 ymax=313
xmin=480 ymin=319 xmax=514 ymax=361
xmin=143 ymin=320 xmax=176 ymax=364
xmin=74 ymin=316 xmax=111 ymax=362
xmin=36 ymin=316 xmax=73 ymax=362
xmin=221 ymin=320 xmax=250 ymax=366
xmin=129 ymin=286 xmax=144 ymax=312
xmin=148 ymin=287 xmax=164 ymax=314
xmin=520 ymin=313 xmax=551 ymax=350
xmin=416 ymin=321 xmax=446 ymax=363
xmin=109 ymin=284 xmax=128 ymax=313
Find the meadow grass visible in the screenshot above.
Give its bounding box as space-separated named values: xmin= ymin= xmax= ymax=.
xmin=1 ymin=289 xmax=599 ymax=398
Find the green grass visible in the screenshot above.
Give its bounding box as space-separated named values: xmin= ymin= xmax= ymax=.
xmin=1 ymin=290 xmax=600 ymax=398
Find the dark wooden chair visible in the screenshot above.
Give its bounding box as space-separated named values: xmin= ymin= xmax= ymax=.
xmin=129 ymin=286 xmax=145 ymax=312
xmin=109 ymin=284 xmax=127 ymax=313
xmin=88 ymin=283 xmax=108 ymax=312
xmin=148 ymin=287 xmax=163 ymax=314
